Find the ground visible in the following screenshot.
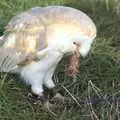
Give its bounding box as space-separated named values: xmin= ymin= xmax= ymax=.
xmin=0 ymin=0 xmax=120 ymax=120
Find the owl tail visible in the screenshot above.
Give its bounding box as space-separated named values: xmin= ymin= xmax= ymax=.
xmin=0 ymin=47 xmax=28 ymax=72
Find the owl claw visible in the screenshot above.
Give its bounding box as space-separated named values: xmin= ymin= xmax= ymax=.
xmin=28 ymin=92 xmax=47 ymax=103
xmin=47 ymin=86 xmax=64 ymax=97
xmin=28 ymin=87 xmax=67 ymax=107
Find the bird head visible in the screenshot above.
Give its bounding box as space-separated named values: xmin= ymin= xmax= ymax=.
xmin=67 ymin=35 xmax=96 ymax=77
xmin=73 ymin=35 xmax=94 ymax=57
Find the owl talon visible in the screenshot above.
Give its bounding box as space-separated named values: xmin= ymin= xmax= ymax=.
xmin=48 ymin=86 xmax=64 ymax=98
xmin=28 ymin=92 xmax=47 ymax=103
xmin=27 ymin=92 xmax=33 ymax=97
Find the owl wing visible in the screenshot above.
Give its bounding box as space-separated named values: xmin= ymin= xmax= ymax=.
xmin=0 ymin=48 xmax=28 ymax=72
xmin=0 ymin=11 xmax=47 ymax=72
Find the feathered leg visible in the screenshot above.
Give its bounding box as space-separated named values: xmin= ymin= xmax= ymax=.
xmin=21 ymin=50 xmax=63 ymax=101
xmin=43 ymin=66 xmax=56 ymax=89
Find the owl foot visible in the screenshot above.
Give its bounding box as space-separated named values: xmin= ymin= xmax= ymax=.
xmin=28 ymin=92 xmax=47 ymax=104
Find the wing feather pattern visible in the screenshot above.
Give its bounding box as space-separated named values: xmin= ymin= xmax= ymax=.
xmin=0 ymin=12 xmax=47 ymax=72
xmin=0 ymin=48 xmax=29 ymax=72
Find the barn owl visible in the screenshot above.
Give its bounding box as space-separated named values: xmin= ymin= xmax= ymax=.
xmin=0 ymin=6 xmax=96 ymax=100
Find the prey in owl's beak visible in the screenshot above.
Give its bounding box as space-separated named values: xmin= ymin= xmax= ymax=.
xmin=66 ymin=42 xmax=81 ymax=77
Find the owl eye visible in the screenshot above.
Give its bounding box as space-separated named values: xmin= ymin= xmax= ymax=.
xmin=73 ymin=42 xmax=76 ymax=45
xmin=73 ymin=42 xmax=81 ymax=47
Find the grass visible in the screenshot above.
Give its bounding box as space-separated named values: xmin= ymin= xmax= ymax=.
xmin=0 ymin=0 xmax=120 ymax=119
